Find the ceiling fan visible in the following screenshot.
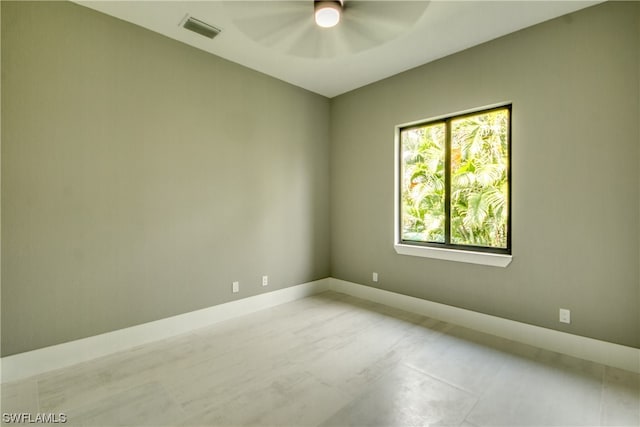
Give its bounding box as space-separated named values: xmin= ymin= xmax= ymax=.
xmin=222 ymin=1 xmax=429 ymax=59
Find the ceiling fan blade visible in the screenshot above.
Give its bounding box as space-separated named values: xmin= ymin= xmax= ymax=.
xmin=338 ymin=1 xmax=429 ymax=51
xmin=344 ymin=1 xmax=429 ymax=32
xmin=223 ymin=1 xmax=311 ymax=48
xmin=287 ymin=23 xmax=351 ymax=58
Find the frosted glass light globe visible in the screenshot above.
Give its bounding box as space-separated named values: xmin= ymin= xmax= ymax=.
xmin=315 ymin=3 xmax=341 ymax=28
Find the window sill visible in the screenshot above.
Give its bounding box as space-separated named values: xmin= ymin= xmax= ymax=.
xmin=394 ymin=243 xmax=512 ymax=267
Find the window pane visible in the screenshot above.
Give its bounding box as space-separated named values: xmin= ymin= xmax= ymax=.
xmin=450 ymin=109 xmax=509 ymax=248
xmin=401 ymin=123 xmax=446 ymax=243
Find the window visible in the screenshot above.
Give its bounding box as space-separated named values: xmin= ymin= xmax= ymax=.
xmin=395 ymin=105 xmax=511 ymax=266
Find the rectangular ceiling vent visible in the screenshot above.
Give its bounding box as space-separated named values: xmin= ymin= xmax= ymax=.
xmin=182 ymin=16 xmax=221 ymax=40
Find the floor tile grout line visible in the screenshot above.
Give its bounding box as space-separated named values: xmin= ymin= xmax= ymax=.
xmin=598 ymin=365 xmax=606 ymax=426
xmin=155 ymin=374 xmax=190 ymax=423
xmin=35 ymin=378 xmax=41 ymax=415
xmin=461 ymin=402 xmax=482 ymax=427
xmin=401 ymin=361 xmax=480 ymax=398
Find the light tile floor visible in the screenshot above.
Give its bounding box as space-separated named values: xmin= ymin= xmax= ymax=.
xmin=1 ymin=291 xmax=639 ymax=426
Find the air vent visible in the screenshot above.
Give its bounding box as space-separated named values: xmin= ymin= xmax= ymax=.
xmin=182 ymin=16 xmax=221 ymax=39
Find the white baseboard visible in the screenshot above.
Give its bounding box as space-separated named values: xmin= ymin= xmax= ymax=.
xmin=328 ymin=278 xmax=640 ymax=374
xmin=3 ymin=276 xmax=638 ymax=383
xmin=0 ymin=278 xmax=330 ymax=383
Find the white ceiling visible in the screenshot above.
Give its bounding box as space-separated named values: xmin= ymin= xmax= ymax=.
xmin=74 ymin=0 xmax=602 ymax=98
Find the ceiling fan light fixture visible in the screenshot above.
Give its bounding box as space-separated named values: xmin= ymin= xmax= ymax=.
xmin=314 ymin=1 xmax=342 ymax=28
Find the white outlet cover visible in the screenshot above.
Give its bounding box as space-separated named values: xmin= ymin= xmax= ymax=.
xmin=262 ymin=276 xmax=268 ymax=286
xmin=232 ymin=281 xmax=239 ymax=293
xmin=559 ymin=308 xmax=571 ymax=324
xmin=372 ymin=272 xmax=378 ymax=282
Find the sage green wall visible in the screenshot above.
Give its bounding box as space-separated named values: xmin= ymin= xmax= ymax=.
xmin=330 ymin=1 xmax=640 ymax=348
xmin=1 ymin=1 xmax=330 ymax=356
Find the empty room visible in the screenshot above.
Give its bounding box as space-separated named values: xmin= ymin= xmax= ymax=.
xmin=1 ymin=0 xmax=639 ymax=426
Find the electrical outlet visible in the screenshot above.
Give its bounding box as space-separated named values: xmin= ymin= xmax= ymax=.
xmin=262 ymin=275 xmax=268 ymax=287
xmin=559 ymin=308 xmax=571 ymax=324
xmin=232 ymin=281 xmax=239 ymax=293
xmin=372 ymin=272 xmax=378 ymax=282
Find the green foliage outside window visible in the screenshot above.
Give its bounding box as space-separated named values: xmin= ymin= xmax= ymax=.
xmin=400 ymin=107 xmax=510 ymax=250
